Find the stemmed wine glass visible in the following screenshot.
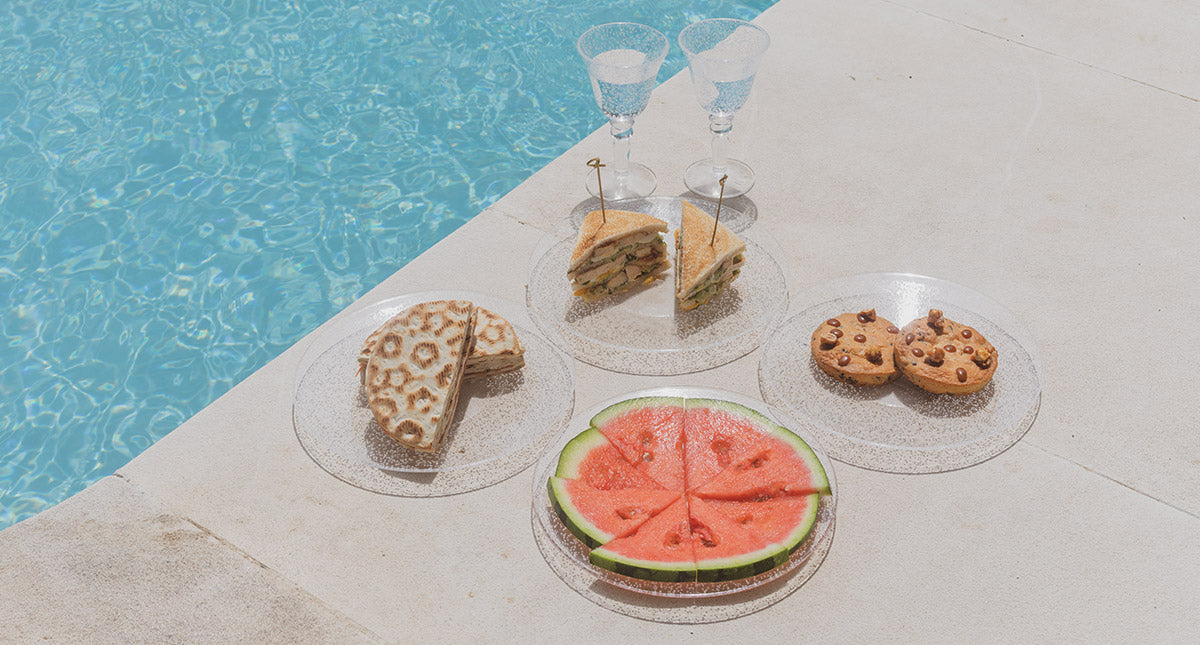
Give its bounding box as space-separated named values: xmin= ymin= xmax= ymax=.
xmin=577 ymin=22 xmax=669 ymax=200
xmin=679 ymin=19 xmax=770 ymax=199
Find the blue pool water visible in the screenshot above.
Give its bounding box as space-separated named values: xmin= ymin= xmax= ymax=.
xmin=0 ymin=0 xmax=774 ymax=528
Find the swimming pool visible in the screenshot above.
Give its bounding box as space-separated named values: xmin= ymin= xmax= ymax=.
xmin=0 ymin=0 xmax=775 ymax=529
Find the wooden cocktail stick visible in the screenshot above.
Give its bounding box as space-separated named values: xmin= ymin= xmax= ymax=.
xmin=710 ymin=174 xmax=728 ymax=246
xmin=587 ymin=157 xmax=606 ymax=223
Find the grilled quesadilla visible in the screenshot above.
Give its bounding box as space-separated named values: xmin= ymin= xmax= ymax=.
xmin=358 ymin=306 xmax=524 ymax=382
xmin=567 ymin=209 xmax=669 ymax=300
xmin=462 ymin=306 xmax=525 ymax=378
xmin=675 ymin=200 xmax=746 ymax=311
xmin=364 ymin=300 xmax=476 ymax=452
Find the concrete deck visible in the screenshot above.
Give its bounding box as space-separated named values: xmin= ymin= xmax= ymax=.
xmin=4 ymin=0 xmax=1198 ymax=641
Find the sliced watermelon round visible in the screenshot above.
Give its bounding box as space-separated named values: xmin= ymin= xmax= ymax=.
xmin=547 ymin=477 xmax=681 ymax=549
xmin=555 ymin=427 xmax=662 ymax=490
xmin=591 ymin=396 xmax=686 ymax=491
xmin=692 ymin=425 xmax=830 ymax=500
xmin=683 ymin=399 xmax=775 ymax=492
xmin=688 ymin=496 xmax=790 ymax=582
xmin=590 ymin=497 xmax=696 ymax=582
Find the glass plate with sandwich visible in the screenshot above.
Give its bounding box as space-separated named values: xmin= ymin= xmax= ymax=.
xmin=527 ymin=196 xmax=788 ymax=375
xmin=293 ymin=290 xmax=575 ymax=496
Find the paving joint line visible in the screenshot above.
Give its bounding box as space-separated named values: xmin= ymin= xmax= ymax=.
xmin=1019 ymin=442 xmax=1200 ymax=522
xmin=879 ymin=0 xmax=1199 ymax=103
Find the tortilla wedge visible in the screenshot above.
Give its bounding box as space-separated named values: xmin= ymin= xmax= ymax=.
xmin=364 ymin=300 xmax=475 ymax=452
xmin=358 ymin=306 xmax=524 ymax=382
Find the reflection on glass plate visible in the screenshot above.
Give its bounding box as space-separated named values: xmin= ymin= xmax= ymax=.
xmin=530 ymin=386 xmax=836 ymax=623
xmin=294 ymin=290 xmax=574 ymax=496
xmin=759 ymin=273 xmax=1042 ymax=474
xmin=528 ymin=196 xmax=787 ymax=375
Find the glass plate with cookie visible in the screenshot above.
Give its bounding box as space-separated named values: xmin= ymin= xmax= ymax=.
xmin=292 ymin=290 xmax=575 ymax=496
xmin=758 ymin=273 xmax=1042 ymax=473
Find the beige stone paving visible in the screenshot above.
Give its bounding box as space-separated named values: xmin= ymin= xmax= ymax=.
xmin=3 ymin=0 xmax=1199 ymax=641
xmin=0 ymin=477 xmax=381 ymax=644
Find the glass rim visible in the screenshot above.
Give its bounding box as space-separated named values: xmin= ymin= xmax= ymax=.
xmin=678 ymin=18 xmax=770 ymax=61
xmin=577 ymin=22 xmax=670 ymax=66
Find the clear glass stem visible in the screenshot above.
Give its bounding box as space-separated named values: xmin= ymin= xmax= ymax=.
xmin=709 ymin=115 xmax=733 ymax=174
xmin=610 ymin=118 xmax=633 ymax=177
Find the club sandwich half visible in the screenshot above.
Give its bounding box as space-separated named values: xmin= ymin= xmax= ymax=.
xmin=567 ymin=209 xmax=669 ymax=300
xmin=675 ymin=200 xmax=746 ymax=311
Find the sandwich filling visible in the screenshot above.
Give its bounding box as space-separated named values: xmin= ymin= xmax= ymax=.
xmin=567 ymin=210 xmax=670 ymax=300
xmin=676 ymin=230 xmax=744 ymax=310
xmin=674 ymin=200 xmax=747 ymax=311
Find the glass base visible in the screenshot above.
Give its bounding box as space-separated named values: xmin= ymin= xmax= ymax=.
xmin=585 ymin=163 xmax=657 ymax=200
xmin=684 ymin=158 xmax=754 ymax=199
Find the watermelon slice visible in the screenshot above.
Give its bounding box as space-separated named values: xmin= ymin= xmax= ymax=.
xmin=547 ymin=477 xmax=681 ymax=549
xmin=703 ymin=494 xmax=821 ymax=556
xmin=683 ymin=399 xmax=775 ymax=492
xmin=692 ymin=426 xmax=830 ymax=501
xmin=592 ymin=396 xmax=686 ymax=491
xmin=688 ymin=496 xmax=790 ymax=582
xmin=590 ymin=497 xmax=696 ymax=582
xmin=555 ymin=427 xmax=663 ymax=490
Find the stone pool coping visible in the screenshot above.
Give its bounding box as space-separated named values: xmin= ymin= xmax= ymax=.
xmin=3 ymin=0 xmax=1199 ymax=640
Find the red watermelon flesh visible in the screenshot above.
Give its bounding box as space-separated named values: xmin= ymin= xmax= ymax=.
xmin=589 ymin=496 xmax=696 ymax=582
xmin=548 ymin=478 xmax=682 ymax=547
xmin=559 ymin=430 xmax=663 ymax=490
xmin=692 ymin=437 xmax=825 ymax=501
xmin=683 ymin=400 xmax=774 ymax=492
xmin=688 ymin=496 xmax=770 ymax=558
xmin=688 ymin=496 xmax=789 ymax=582
xmin=595 ymin=399 xmax=686 ymax=491
xmin=703 ymin=495 xmax=819 ymax=546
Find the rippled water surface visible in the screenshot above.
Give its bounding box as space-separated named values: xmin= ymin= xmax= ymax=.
xmin=0 ymin=1 xmax=775 ymax=528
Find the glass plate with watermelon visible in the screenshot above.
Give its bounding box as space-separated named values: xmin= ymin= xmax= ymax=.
xmin=525 ymin=196 xmax=788 ymax=376
xmin=530 ymin=387 xmax=837 ymax=623
xmin=759 ymin=273 xmax=1042 ymax=473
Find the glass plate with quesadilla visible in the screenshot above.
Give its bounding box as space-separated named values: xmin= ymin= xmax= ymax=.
xmin=758 ymin=273 xmax=1042 ymax=474
xmin=527 ymin=196 xmax=787 ymax=375
xmin=293 ymin=290 xmax=575 ymax=496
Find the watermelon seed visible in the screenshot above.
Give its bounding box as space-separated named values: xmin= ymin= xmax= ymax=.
xmin=616 ymin=506 xmax=644 ymax=520
xmin=642 ymin=452 xmax=654 ymax=462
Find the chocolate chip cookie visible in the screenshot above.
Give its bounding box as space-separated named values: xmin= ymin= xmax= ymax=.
xmin=810 ymin=308 xmax=901 ymax=386
xmin=894 ymin=309 xmax=997 ymax=395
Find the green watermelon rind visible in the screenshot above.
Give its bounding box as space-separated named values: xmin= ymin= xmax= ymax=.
xmin=589 ymin=396 xmax=685 ymax=430
xmin=765 ymin=424 xmax=831 ymax=495
xmin=589 ymin=548 xmax=696 ymax=583
xmin=695 ymin=493 xmax=822 ymax=582
xmin=546 ymin=477 xmax=614 ymax=549
xmin=687 ymin=398 xmax=831 ymax=495
xmin=695 ymin=542 xmax=791 ymax=583
xmin=553 ymin=427 xmax=610 ymax=479
xmin=778 ymin=492 xmax=822 ymax=556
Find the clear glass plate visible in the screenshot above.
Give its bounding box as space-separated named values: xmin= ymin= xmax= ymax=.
xmin=293 ymin=290 xmax=575 ymax=496
xmin=527 ymin=196 xmax=788 ymax=376
xmin=530 ymin=386 xmax=837 ymax=623
xmin=758 ymin=273 xmax=1042 ymax=474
